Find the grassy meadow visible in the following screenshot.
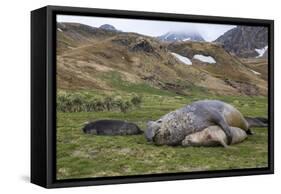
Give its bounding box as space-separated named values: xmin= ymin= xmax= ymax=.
xmin=56 ymin=77 xmax=268 ymax=180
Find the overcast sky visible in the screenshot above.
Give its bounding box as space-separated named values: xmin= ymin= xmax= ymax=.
xmin=57 ymin=15 xmax=236 ymax=42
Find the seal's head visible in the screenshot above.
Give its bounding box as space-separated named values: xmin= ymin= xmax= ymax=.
xmin=182 ymin=130 xmax=212 ymax=146
xmin=82 ymin=121 xmax=97 ymax=134
xmin=145 ymin=120 xmax=161 ymax=142
xmin=145 ymin=119 xmax=177 ymax=145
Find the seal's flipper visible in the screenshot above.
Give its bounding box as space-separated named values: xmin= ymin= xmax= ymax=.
xmin=209 ymin=109 xmax=232 ymax=145
xmin=219 ymin=139 xmax=229 ymax=148
xmin=245 ymin=117 xmax=268 ymax=127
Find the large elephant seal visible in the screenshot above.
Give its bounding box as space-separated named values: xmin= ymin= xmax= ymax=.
xmin=182 ymin=125 xmax=247 ymax=148
xmin=145 ymin=100 xmax=250 ymax=146
xmin=82 ymin=120 xmax=143 ymax=135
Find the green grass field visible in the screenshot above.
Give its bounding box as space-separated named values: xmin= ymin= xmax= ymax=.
xmin=56 ymin=82 xmax=268 ymax=179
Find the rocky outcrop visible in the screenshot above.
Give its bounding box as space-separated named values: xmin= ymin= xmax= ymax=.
xmin=215 ymin=26 xmax=268 ymax=58
xmin=130 ymin=39 xmax=154 ymax=53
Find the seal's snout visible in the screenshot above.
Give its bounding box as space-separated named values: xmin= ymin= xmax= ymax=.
xmin=82 ymin=124 xmax=90 ymax=134
xmin=145 ymin=128 xmax=154 ymax=142
xmin=82 ymin=121 xmax=95 ymax=134
xmin=145 ymin=121 xmax=160 ymax=142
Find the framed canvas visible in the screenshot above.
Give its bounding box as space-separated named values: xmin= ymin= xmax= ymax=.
xmin=31 ymin=5 xmax=274 ymax=188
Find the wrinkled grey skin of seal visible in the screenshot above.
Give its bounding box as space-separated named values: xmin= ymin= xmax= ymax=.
xmin=145 ymin=100 xmax=249 ymax=146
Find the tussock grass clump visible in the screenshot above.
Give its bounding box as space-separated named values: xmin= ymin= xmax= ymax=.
xmin=57 ymin=92 xmax=142 ymax=113
xmin=130 ymin=95 xmax=142 ymax=107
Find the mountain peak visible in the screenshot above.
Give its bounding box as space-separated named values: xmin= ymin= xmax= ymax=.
xmin=158 ymin=31 xmax=205 ymax=42
xmin=99 ymin=24 xmax=117 ymax=31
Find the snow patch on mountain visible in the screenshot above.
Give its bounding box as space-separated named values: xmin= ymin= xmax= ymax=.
xmin=171 ymin=52 xmax=192 ymax=65
xmin=255 ymin=46 xmax=268 ymax=58
xmin=250 ymin=69 xmax=261 ymax=75
xmin=193 ymin=54 xmax=216 ymax=64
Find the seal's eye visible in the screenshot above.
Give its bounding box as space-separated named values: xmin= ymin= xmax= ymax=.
xmin=157 ymin=120 xmax=162 ymax=123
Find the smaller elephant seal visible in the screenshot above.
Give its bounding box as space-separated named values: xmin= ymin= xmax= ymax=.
xmin=82 ymin=120 xmax=143 ymax=135
xmin=182 ymin=126 xmax=247 ymax=148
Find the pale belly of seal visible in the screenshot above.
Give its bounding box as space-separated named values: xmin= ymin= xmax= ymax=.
xmin=182 ymin=125 xmax=248 ymax=147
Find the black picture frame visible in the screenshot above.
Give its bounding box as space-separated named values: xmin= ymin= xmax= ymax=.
xmin=31 ymin=5 xmax=274 ymax=188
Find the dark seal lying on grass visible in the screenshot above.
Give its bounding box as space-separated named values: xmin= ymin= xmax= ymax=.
xmin=82 ymin=120 xmax=143 ymax=135
xmin=145 ymin=100 xmax=256 ymax=146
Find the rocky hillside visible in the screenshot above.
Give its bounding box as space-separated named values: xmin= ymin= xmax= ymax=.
xmin=57 ymin=22 xmax=267 ymax=96
xmin=57 ymin=23 xmax=119 ymax=54
xmin=215 ymin=26 xmax=268 ymax=58
xmin=167 ymin=41 xmax=267 ymax=95
xmin=157 ymin=31 xmax=205 ymax=42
